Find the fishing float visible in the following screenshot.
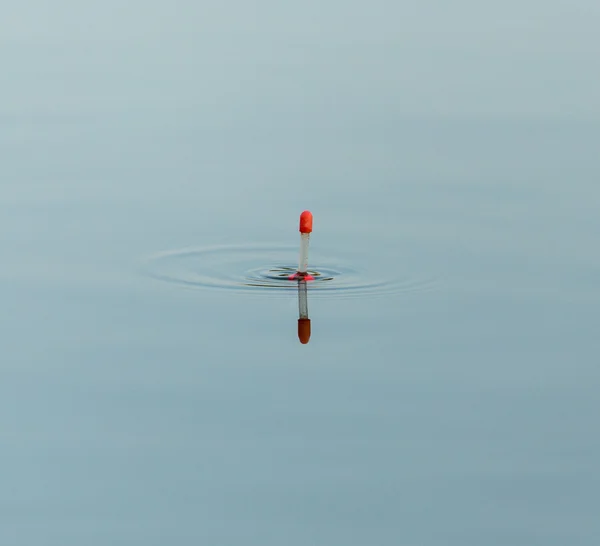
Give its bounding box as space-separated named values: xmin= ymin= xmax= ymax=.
xmin=287 ymin=210 xmax=314 ymax=343
xmin=289 ymin=210 xmax=314 ymax=281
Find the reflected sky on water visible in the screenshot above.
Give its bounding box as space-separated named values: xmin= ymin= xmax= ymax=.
xmin=2 ymin=1 xmax=600 ymax=544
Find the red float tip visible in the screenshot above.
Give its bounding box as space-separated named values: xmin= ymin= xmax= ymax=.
xmin=299 ymin=210 xmax=313 ymax=233
xmin=298 ymin=318 xmax=311 ymax=344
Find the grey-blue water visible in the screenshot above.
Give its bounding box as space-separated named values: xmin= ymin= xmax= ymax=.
xmin=2 ymin=2 xmax=599 ymax=544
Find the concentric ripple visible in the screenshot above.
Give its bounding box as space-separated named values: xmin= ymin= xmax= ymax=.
xmin=142 ymin=244 xmax=437 ymax=299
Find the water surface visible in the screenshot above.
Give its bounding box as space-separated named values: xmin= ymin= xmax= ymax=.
xmin=2 ymin=1 xmax=599 ymax=545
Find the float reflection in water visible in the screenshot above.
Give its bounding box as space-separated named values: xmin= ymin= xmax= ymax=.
xmin=297 ymin=279 xmax=311 ymax=344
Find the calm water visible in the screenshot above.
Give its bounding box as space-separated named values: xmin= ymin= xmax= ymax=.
xmin=2 ymin=2 xmax=599 ymax=544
